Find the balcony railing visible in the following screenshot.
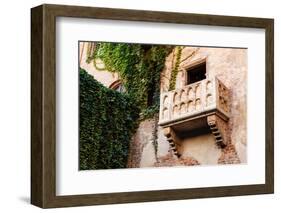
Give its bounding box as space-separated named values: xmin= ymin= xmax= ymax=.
xmin=159 ymin=77 xmax=230 ymax=127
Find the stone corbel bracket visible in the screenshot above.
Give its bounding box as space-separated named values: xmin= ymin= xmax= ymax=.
xmin=163 ymin=114 xmax=229 ymax=158
xmin=207 ymin=114 xmax=229 ymax=148
xmin=163 ymin=127 xmax=181 ymax=158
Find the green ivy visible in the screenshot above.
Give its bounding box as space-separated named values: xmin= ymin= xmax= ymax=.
xmin=87 ymin=43 xmax=173 ymax=119
xmin=79 ymin=69 xmax=140 ymax=170
xmin=169 ymin=46 xmax=182 ymax=91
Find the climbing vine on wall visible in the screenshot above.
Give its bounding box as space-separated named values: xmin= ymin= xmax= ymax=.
xmin=169 ymin=46 xmax=183 ymax=91
xmin=79 ymin=69 xmax=140 ymax=170
xmin=86 ymin=42 xmax=173 ymax=119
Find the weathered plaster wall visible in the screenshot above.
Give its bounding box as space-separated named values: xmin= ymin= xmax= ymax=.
xmin=128 ymin=119 xmax=231 ymax=167
xmin=159 ymin=46 xmax=247 ymax=165
xmin=180 ymin=134 xmax=220 ymax=165
xmin=79 ymin=42 xmax=119 ymax=87
xmin=127 ymin=119 xmax=158 ymax=168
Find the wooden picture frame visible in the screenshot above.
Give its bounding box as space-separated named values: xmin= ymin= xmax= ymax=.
xmin=31 ymin=4 xmax=274 ymax=208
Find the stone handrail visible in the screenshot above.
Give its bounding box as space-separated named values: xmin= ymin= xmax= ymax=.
xmin=159 ymin=77 xmax=230 ymax=126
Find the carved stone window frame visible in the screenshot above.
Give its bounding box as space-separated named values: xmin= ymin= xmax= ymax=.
xmin=180 ymin=57 xmax=207 ymax=86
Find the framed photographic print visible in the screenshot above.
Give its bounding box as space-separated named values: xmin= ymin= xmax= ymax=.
xmin=31 ymin=4 xmax=274 ymax=208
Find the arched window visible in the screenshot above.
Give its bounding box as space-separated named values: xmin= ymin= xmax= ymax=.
xmin=109 ymin=80 xmax=125 ymax=93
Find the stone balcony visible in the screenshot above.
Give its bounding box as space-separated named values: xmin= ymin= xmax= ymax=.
xmin=159 ymin=77 xmax=230 ymax=157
